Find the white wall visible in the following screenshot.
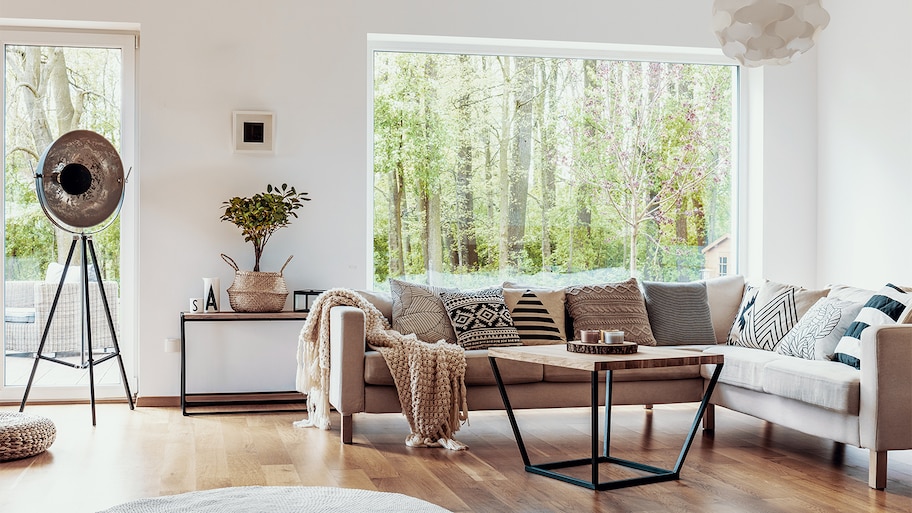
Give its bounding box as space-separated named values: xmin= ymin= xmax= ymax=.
xmin=746 ymin=56 xmax=820 ymax=287
xmin=0 ymin=0 xmax=820 ymax=398
xmin=817 ymin=0 xmax=912 ymax=289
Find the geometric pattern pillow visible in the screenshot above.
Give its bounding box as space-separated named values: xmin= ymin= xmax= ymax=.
xmin=502 ymin=288 xmax=566 ymax=345
xmin=833 ymin=284 xmax=912 ymax=369
xmin=565 ymin=278 xmax=656 ymax=346
xmin=726 ymin=285 xmax=759 ymax=346
xmin=776 ymin=297 xmax=863 ymax=360
xmin=727 ymin=281 xmax=828 ymax=351
xmin=439 ymin=287 xmax=521 ymax=351
xmin=389 ymin=279 xmax=458 ymax=344
xmin=641 ymin=280 xmax=716 ymax=346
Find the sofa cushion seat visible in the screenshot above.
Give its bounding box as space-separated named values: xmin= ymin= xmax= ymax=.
xmin=761 ymin=358 xmax=860 ymax=414
xmin=543 ymin=363 xmax=702 ymax=383
xmin=701 ymin=345 xmax=785 ymax=391
xmin=363 ymin=349 xmax=543 ymax=386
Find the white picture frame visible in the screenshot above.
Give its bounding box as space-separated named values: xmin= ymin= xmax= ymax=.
xmin=232 ymin=110 xmax=275 ymax=153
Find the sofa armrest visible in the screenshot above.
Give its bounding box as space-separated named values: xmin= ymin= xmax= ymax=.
xmin=328 ymin=305 xmax=366 ymax=417
xmin=859 ymin=324 xmax=912 ymax=451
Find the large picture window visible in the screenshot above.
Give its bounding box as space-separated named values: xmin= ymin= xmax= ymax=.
xmin=372 ymin=41 xmax=738 ymax=289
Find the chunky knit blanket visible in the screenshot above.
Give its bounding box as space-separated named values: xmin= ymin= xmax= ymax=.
xmin=295 ymin=288 xmax=469 ymax=450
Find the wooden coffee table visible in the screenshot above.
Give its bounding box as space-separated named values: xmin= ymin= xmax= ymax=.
xmin=488 ymin=344 xmax=724 ymax=491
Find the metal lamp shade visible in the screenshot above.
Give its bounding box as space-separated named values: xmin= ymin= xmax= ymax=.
xmin=35 ymin=130 xmax=125 ymax=233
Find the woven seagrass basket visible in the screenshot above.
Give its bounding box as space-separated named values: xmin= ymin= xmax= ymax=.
xmin=221 ymin=254 xmax=292 ymax=313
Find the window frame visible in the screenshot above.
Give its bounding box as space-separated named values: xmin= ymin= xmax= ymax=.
xmin=366 ymin=33 xmax=746 ymax=288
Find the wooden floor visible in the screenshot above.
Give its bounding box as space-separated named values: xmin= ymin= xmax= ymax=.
xmin=1 ymin=403 xmax=911 ymax=512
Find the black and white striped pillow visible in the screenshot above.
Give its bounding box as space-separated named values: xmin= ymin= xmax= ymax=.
xmin=833 ymin=284 xmax=912 ymax=368
xmin=503 ymin=288 xmax=566 ymax=345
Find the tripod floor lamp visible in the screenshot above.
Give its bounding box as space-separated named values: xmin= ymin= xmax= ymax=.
xmin=18 ymin=130 xmax=134 ymax=425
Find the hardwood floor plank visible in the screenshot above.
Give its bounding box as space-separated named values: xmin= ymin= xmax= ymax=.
xmin=262 ymin=463 xmax=303 ymax=486
xmin=1 ymin=403 xmax=911 ymax=512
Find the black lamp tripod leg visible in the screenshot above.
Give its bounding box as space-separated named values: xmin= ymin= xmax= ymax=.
xmin=19 ymin=236 xmax=79 ymax=412
xmin=86 ymin=237 xmax=134 ymax=409
xmin=19 ymin=234 xmax=134 ymax=424
xmin=81 ymin=235 xmax=97 ymax=426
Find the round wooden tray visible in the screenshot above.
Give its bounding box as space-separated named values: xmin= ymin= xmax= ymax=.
xmin=566 ymin=340 xmax=638 ymax=355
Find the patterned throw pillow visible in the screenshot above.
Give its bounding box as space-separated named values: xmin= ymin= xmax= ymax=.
xmin=642 ymin=281 xmax=716 ymax=346
xmin=776 ymin=297 xmax=863 ymax=360
xmin=833 ymin=284 xmax=912 ymax=369
xmin=439 ymin=287 xmax=521 ymax=350
xmin=727 ymin=285 xmax=759 ymax=346
xmin=502 ymin=287 xmax=566 ymax=345
xmin=565 ymin=278 xmax=656 ymax=346
xmin=727 ymin=281 xmax=829 ymax=351
xmin=389 ymin=279 xmax=457 ymax=344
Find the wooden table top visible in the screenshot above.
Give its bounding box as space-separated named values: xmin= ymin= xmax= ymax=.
xmin=488 ymin=344 xmax=723 ymax=372
xmin=181 ymin=311 xmax=308 ymax=321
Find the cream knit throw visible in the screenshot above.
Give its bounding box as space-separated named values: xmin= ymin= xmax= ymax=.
xmin=295 ymin=288 xmax=469 ymax=450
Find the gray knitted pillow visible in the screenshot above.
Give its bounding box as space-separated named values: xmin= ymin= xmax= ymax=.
xmin=641 ymin=281 xmax=716 ymax=346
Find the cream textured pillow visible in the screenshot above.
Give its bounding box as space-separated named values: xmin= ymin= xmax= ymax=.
xmin=389 ymin=279 xmax=457 ymax=344
xmin=502 ymin=287 xmax=567 ymax=345
xmin=728 ymin=280 xmax=829 ymax=351
xmin=565 ymin=278 xmax=656 ymax=346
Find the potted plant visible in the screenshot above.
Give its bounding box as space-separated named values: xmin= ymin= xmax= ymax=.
xmin=221 ymin=183 xmax=310 ymax=271
xmin=219 ymin=183 xmax=310 ymax=312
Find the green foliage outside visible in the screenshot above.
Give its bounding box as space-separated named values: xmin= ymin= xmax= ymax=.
xmin=373 ymin=52 xmax=735 ymax=289
xmin=4 ymin=45 xmax=123 ymax=282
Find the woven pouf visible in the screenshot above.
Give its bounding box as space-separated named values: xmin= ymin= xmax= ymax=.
xmin=0 ymin=411 xmax=56 ymax=462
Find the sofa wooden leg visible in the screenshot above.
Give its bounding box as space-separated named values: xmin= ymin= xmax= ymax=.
xmin=341 ymin=414 xmax=353 ymax=445
xmin=702 ymin=404 xmax=715 ymax=432
xmin=869 ymin=450 xmax=887 ymax=489
xmin=644 ymin=404 xmax=653 ymax=410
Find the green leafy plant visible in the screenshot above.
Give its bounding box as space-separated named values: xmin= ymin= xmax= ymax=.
xmin=220 ymin=183 xmax=310 ymax=271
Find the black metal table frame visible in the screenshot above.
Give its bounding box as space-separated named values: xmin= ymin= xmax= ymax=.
xmin=180 ymin=312 xmax=308 ymax=416
xmin=488 ymin=356 xmax=724 ymax=490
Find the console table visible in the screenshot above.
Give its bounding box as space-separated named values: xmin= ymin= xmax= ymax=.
xmin=180 ymin=311 xmax=308 ymax=416
xmin=488 ymin=344 xmax=724 ymax=491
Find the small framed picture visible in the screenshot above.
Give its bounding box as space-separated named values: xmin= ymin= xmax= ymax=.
xmin=233 ymin=111 xmax=275 ymax=153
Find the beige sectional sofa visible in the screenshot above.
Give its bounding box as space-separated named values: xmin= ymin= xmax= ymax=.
xmin=326 ymin=278 xmax=912 ymax=489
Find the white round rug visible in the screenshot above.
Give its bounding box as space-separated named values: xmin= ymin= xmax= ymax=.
xmin=96 ymin=486 xmax=452 ymax=513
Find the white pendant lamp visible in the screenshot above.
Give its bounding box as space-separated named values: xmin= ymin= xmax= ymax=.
xmin=712 ymin=0 xmax=830 ymax=67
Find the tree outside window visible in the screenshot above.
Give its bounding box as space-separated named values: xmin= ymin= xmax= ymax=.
xmin=4 ymin=45 xmax=122 ymax=282
xmin=373 ymin=50 xmax=736 ymax=289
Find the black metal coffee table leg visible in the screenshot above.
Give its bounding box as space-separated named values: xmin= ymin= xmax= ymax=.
xmin=489 ymin=356 xmax=724 ymax=490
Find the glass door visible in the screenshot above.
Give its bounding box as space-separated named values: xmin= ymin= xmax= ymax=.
xmin=1 ymin=28 xmax=136 ymax=402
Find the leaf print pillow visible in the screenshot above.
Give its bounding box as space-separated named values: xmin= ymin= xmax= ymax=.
xmin=776 ymin=297 xmax=863 ymax=360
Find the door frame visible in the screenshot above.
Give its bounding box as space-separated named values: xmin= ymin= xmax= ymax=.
xmin=0 ymin=25 xmax=138 ymax=402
